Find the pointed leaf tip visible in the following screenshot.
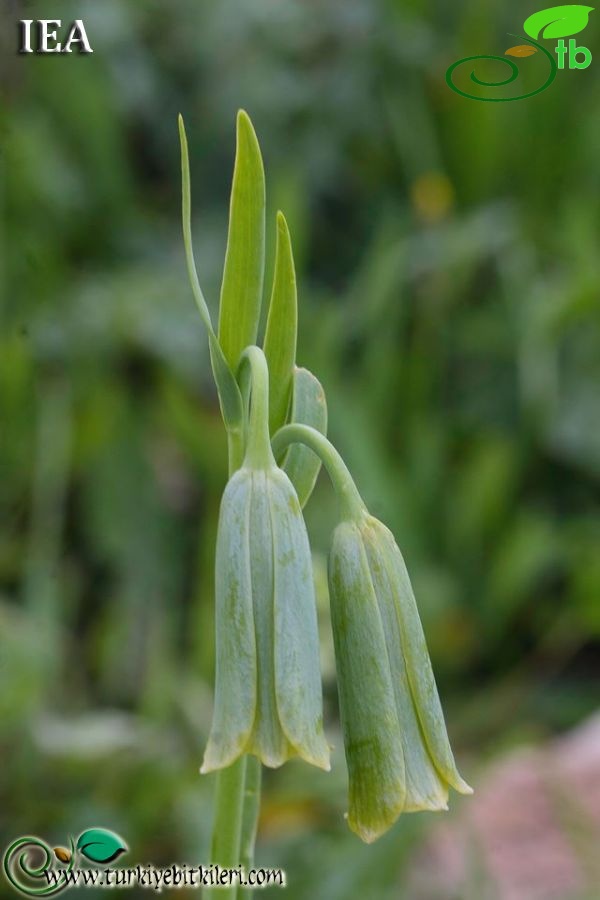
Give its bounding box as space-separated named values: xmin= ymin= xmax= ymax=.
xmin=218 ymin=108 xmax=266 ymax=370
xmin=236 ymin=110 xmax=261 ymax=152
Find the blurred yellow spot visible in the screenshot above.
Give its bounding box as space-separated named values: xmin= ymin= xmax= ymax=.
xmin=259 ymin=798 xmax=324 ymax=838
xmin=410 ymin=172 xmax=454 ymax=224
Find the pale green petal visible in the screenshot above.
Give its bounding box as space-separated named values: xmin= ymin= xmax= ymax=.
xmin=201 ymin=471 xmax=256 ymax=772
xmin=269 ymin=469 xmax=330 ymax=771
xmin=363 ymin=523 xmax=450 ymax=811
xmin=246 ymin=471 xmax=292 ymax=767
xmin=367 ymin=518 xmax=472 ymax=796
xmin=329 ymin=522 xmax=406 ymax=842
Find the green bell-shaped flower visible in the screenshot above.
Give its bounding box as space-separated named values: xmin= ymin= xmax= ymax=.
xmin=329 ymin=514 xmax=472 ymax=842
xmin=201 ymin=348 xmax=329 ymax=774
xmin=271 ymin=423 xmax=472 ymax=844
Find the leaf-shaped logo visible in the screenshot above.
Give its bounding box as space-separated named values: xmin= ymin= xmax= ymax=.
xmin=523 ymin=5 xmax=594 ymax=40
xmin=506 ymin=44 xmax=539 ymax=56
xmin=76 ymin=828 xmax=128 ymax=864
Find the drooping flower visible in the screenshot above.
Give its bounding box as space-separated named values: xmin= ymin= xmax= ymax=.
xmin=329 ymin=513 xmax=472 ymax=842
xmin=201 ymin=348 xmax=329 ymax=774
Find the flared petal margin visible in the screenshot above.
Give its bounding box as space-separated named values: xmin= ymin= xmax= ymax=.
xmin=202 ymin=467 xmax=329 ymax=774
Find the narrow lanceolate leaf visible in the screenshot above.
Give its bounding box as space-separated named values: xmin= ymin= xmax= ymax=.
xmin=218 ymin=110 xmax=266 ymax=372
xmin=263 ymin=212 xmax=298 ymax=433
xmin=178 ymin=114 xmax=243 ymax=432
xmin=280 ymin=367 xmax=327 ymax=508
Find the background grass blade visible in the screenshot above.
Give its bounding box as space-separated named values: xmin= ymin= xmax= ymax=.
xmin=218 ymin=110 xmax=266 ymax=372
xmin=263 ymin=211 xmax=298 ymax=433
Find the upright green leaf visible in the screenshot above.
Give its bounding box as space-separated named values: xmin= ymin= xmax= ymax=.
xmin=178 ymin=115 xmax=243 ymax=432
xmin=263 ymin=211 xmax=298 ymax=433
xmin=523 ymin=5 xmax=594 ymax=40
xmin=218 ymin=110 xmax=266 ymax=372
xmin=279 ymin=367 xmax=327 ymax=508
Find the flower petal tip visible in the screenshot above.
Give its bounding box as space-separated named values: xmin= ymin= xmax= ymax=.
xmin=199 ymin=754 xmax=223 ymax=775
xmin=200 ymin=748 xmax=237 ymax=775
xmin=298 ymin=747 xmax=331 ymax=772
xmin=348 ymin=819 xmax=388 ymax=845
xmin=347 ymin=800 xmax=405 ymax=844
xmin=454 ymin=775 xmax=474 ymax=795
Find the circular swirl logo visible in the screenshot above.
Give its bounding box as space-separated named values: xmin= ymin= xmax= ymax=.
xmin=446 ymin=35 xmax=556 ymax=101
xmin=446 ymin=6 xmax=594 ymax=101
xmin=3 ymin=837 xmax=75 ymax=897
xmin=3 ymin=829 xmax=127 ymax=896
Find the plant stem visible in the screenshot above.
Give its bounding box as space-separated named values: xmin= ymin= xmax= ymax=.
xmin=272 ymin=423 xmax=367 ymax=521
xmin=208 ymin=756 xmax=247 ymax=899
xmin=238 ymin=756 xmax=262 ymax=899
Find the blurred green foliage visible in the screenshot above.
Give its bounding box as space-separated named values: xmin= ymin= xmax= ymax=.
xmin=1 ymin=0 xmax=599 ymax=896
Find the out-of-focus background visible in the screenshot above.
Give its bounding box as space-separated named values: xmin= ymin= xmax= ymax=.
xmin=2 ymin=1 xmax=599 ymax=897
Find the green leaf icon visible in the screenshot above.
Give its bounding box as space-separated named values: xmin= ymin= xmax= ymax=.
xmin=76 ymin=828 xmax=128 ymax=864
xmin=523 ymin=5 xmax=594 ymax=40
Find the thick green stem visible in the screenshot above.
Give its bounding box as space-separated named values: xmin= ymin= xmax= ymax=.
xmin=208 ymin=756 xmax=247 ymax=898
xmin=272 ymin=423 xmax=368 ymax=522
xmin=238 ymin=756 xmax=262 ymax=898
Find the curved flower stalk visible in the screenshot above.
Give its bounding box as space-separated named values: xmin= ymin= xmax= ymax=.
xmin=201 ymin=349 xmax=330 ymax=774
xmin=272 ymin=424 xmax=472 ymax=842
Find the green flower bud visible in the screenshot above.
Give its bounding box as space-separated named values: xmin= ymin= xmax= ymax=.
xmin=329 ymin=514 xmax=472 ymax=843
xmin=202 ymin=348 xmax=329 ymax=774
